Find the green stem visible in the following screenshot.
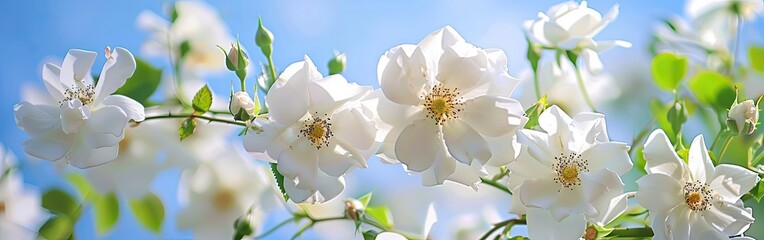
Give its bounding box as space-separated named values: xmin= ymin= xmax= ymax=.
xmin=628 ymin=119 xmax=656 ymax=156
xmin=533 ymin=70 xmax=541 ymax=100
xmin=752 ymin=150 xmax=764 ymax=167
xmin=267 ymin=55 xmax=278 ymax=90
xmin=142 ymin=113 xmax=247 ymax=127
xmin=573 ymin=64 xmax=597 ymax=112
xmin=718 ymin=134 xmax=735 ymax=164
xmin=479 ymin=218 xmax=526 ymax=240
xmin=606 ymin=227 xmax=654 ymax=238
xmin=710 ymin=128 xmax=725 ymax=151
xmin=480 ymin=177 xmax=512 ymax=195
xmin=254 ymin=217 xmax=294 ymax=239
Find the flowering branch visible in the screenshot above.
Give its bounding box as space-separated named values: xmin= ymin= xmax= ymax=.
xmin=479 ymin=218 xmax=526 ymax=240
xmin=141 ymin=112 xmax=247 ymax=127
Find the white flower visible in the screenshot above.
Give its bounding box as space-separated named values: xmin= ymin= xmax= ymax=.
xmin=376 ymin=26 xmax=527 ymax=188
xmin=375 ymin=204 xmax=437 ymax=240
xmin=637 ymin=130 xmax=759 ymax=239
xmin=525 ymin=1 xmax=631 ymax=74
xmin=244 ymin=56 xmax=378 ymax=203
xmin=728 ymin=99 xmax=759 ymax=135
xmin=230 ymin=91 xmax=255 ymax=121
xmin=687 ymin=0 xmax=763 ymax=23
xmin=14 ymin=47 xmax=144 ymax=168
xmin=0 ymin=144 xmax=44 ymax=240
xmin=653 ymin=16 xmax=731 ymax=70
xmin=137 ymin=0 xmax=233 ymax=72
xmin=519 ymin=61 xmax=621 ymax=114
xmin=177 ymin=147 xmax=275 ymax=239
xmin=507 ymin=106 xmax=632 ymax=240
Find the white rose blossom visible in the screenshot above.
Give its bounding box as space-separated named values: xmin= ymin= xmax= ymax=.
xmin=0 ymin=144 xmax=44 ymax=240
xmin=136 ymin=0 xmax=233 ymax=72
xmin=244 ymin=56 xmax=379 ymax=203
xmin=376 ymin=26 xmax=527 ymax=188
xmin=14 ymin=47 xmax=145 ymax=168
xmin=526 ymin=1 xmax=631 ymax=74
xmin=727 ymin=99 xmax=759 ymax=135
xmin=230 ymin=91 xmax=256 ymax=120
xmin=687 ymin=0 xmax=764 ymax=25
xmin=507 ymin=106 xmax=632 ymax=240
xmin=637 ymin=129 xmax=759 ymax=239
xmin=177 ymin=147 xmax=276 ymax=239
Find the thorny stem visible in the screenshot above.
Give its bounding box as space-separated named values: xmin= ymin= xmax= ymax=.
xmin=142 ymin=112 xmax=247 ymax=127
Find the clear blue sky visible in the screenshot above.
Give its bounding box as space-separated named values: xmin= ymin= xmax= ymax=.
xmin=1 ymin=1 xmax=762 ymax=239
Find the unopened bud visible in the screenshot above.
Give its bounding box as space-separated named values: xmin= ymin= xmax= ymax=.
xmin=256 ymin=17 xmax=274 ymax=57
xmin=230 ymin=91 xmax=255 ymax=121
xmin=344 ymin=199 xmax=364 ymax=222
xmin=233 ymin=212 xmax=255 ymax=240
xmin=728 ymin=99 xmax=759 ymax=135
xmin=328 ymin=52 xmax=346 ymax=75
xmin=224 ymin=42 xmax=248 ymax=72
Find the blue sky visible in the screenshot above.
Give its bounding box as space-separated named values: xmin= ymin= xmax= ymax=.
xmin=1 ymin=0 xmax=763 ymax=239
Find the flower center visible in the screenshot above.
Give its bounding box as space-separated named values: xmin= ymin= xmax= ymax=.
xmin=553 ymin=152 xmax=589 ymax=189
xmin=423 ymin=84 xmax=463 ymax=125
xmin=61 ymin=84 xmax=95 ymax=106
xmin=300 ymin=114 xmax=333 ymax=149
xmin=683 ymin=180 xmax=713 ymax=212
xmin=213 ymin=189 xmax=235 ymax=211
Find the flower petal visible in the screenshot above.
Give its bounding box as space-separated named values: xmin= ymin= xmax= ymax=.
xmin=642 ymin=129 xmax=686 ymax=179
xmin=651 ymin=211 xmax=669 ymax=240
xmin=709 ymin=164 xmax=760 ymax=202
xmin=60 ymin=49 xmax=97 ymax=85
xmin=417 ymin=25 xmax=465 ymax=60
xmin=636 ymin=174 xmax=683 ymax=213
xmin=42 ymin=63 xmax=65 ymax=101
xmin=378 ymin=45 xmax=428 ymax=106
xmin=704 ymin=200 xmax=754 ymax=236
xmin=68 ymin=144 xmax=119 ymax=168
xmin=687 ymin=135 xmax=714 ymax=182
xmin=442 ymin=119 xmax=491 ymax=165
xmin=581 ymin=49 xmax=604 ymax=75
xmin=538 ymin=105 xmax=573 ymax=138
xmin=277 ymin=139 xmax=318 ymax=190
xmin=420 ymin=140 xmax=456 ymax=186
xmin=394 ymin=118 xmax=440 ymax=172
xmin=588 ymin=193 xmax=628 ymax=226
xmin=580 ymin=142 xmax=632 ymax=175
xmin=307 ymin=74 xmax=369 ymax=115
xmin=22 ymin=132 xmax=71 ymax=162
xmin=60 ymin=100 xmax=89 ymax=134
xmin=94 ymin=47 xmax=137 ymax=104
xmin=102 ymin=95 xmax=145 ymax=121
xmin=266 ymin=57 xmax=312 ymax=125
xmin=580 ymin=169 xmax=623 ymax=204
xmin=527 ymin=207 xmax=586 ymax=240
xmin=436 ymin=42 xmax=486 ymax=91
xmin=593 ymin=40 xmax=632 ymax=52
xmin=331 ymin=108 xmax=377 ymax=152
xmin=543 ymin=22 xmax=570 ymax=46
xmin=317 ymin=144 xmax=355 ymax=177
xmin=666 ymin=205 xmax=691 ymax=240
xmin=83 ymin=105 xmax=128 ymax=148
xmin=515 ymin=129 xmax=557 ymax=166
xmin=519 ymin=178 xmax=561 ymax=209
xmin=14 ymin=101 xmax=61 ymax=136
xmin=459 ymin=96 xmax=526 ymax=137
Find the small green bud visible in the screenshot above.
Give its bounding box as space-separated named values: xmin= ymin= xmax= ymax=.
xmin=728 ymin=99 xmax=759 ymax=135
xmin=667 ymin=101 xmax=688 ymax=133
xmin=233 ymin=212 xmax=255 ymax=240
xmin=256 ymin=17 xmax=274 ymax=57
xmin=328 ymin=52 xmax=346 ymax=75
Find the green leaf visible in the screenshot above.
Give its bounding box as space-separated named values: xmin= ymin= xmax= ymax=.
xmin=192 ymin=84 xmax=213 ymax=113
xmin=651 ymin=52 xmax=688 ymax=91
xmin=749 ymin=45 xmax=764 ymax=72
xmin=179 ymin=40 xmax=191 ymax=60
xmin=524 ymin=96 xmax=549 ymax=129
xmin=634 ymin=145 xmax=646 ymax=174
xmin=362 ymin=230 xmax=379 ymax=240
xmin=358 ymin=192 xmax=373 ymax=208
xmin=129 ymin=192 xmax=164 ymax=233
xmin=42 ymin=189 xmax=82 ymax=220
xmin=114 ymin=57 xmax=162 ymax=106
xmin=94 ymin=193 xmax=119 ymax=234
xmin=66 ymin=173 xmax=97 ymax=202
xmin=366 ymin=206 xmax=393 ymax=228
xmin=749 ymin=179 xmax=764 ymax=202
xmin=525 ymin=36 xmax=541 ymax=72
xmin=178 ymin=118 xmax=197 ymax=141
xmin=270 ymin=163 xmax=289 ymax=201
xmin=688 ymin=71 xmax=736 ymax=111
xmin=253 ymin=90 xmax=262 ymax=116
xmin=38 ymin=216 xmax=74 ymax=240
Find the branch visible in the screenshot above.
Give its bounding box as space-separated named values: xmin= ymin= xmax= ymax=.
xmin=480 ymin=177 xmax=512 ymax=195
xmin=606 ymin=227 xmax=654 ymax=238
xmin=142 ymin=112 xmax=247 ymax=127
xmin=479 ymin=218 xmax=526 ymax=240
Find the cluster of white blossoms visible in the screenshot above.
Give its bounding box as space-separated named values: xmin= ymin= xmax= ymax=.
xmin=8 ymin=0 xmax=764 ymax=239
xmin=14 ymin=47 xmax=145 ymax=168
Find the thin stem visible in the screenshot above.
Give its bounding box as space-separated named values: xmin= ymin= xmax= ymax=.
xmin=307 ymin=215 xmax=418 ymax=239
xmin=752 ymin=150 xmax=764 ymax=167
xmin=267 ymin=55 xmax=278 ymax=90
xmin=254 ymin=217 xmax=294 ymax=239
xmin=628 ymin=119 xmax=656 ymax=156
xmin=533 ymin=70 xmax=541 ymax=100
xmin=710 ymin=128 xmax=725 ymax=151
xmin=606 ymin=227 xmax=654 ymax=238
xmin=479 ymin=218 xmax=526 ymax=240
xmin=718 ymin=134 xmax=735 ymax=164
xmin=142 ymin=113 xmax=247 ymax=127
xmin=573 ymin=64 xmax=597 ymax=112
xmin=480 ymin=177 xmax=512 ymax=195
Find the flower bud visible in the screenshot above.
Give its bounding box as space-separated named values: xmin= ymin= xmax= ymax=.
xmin=224 ymin=43 xmax=248 ymax=72
xmin=233 ymin=212 xmax=255 ymax=240
xmin=344 ymin=198 xmax=364 ymax=222
xmin=328 ymin=52 xmax=346 ymax=75
xmin=256 ymin=17 xmax=274 ymax=57
xmin=728 ymin=99 xmax=759 ymax=135
xmin=230 ymin=91 xmax=255 ymax=121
